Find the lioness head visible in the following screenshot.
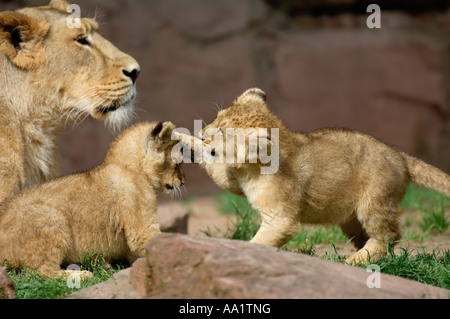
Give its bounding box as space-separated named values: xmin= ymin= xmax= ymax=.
xmin=0 ymin=0 xmax=140 ymax=129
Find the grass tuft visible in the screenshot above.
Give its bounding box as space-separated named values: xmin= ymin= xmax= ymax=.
xmin=8 ymin=254 xmax=126 ymax=299
xmin=351 ymin=244 xmax=450 ymax=289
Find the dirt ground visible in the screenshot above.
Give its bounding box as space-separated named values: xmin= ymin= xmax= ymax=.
xmin=184 ymin=197 xmax=449 ymax=258
xmin=185 ymin=197 xmax=236 ymax=237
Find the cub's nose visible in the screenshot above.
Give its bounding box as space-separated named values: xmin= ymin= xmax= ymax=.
xmin=122 ymin=67 xmax=140 ymax=84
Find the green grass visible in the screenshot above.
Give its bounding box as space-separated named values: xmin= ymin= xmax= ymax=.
xmin=213 ymin=185 xmax=450 ymax=289
xmin=400 ymin=184 xmax=450 ymax=211
xmin=400 ymin=184 xmax=450 ymax=236
xmin=352 ymin=245 xmax=450 ymax=289
xmin=320 ymin=242 xmax=450 ymax=289
xmin=215 ymin=191 xmax=254 ymax=215
xmin=8 ymin=255 xmax=125 ymax=299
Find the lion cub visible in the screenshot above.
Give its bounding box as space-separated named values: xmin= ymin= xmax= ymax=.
xmin=0 ymin=121 xmax=184 ymax=277
xmin=176 ymin=88 xmax=450 ymax=264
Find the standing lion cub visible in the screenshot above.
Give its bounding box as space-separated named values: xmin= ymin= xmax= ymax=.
xmin=0 ymin=121 xmax=185 ymax=277
xmin=176 ymin=88 xmax=450 ymax=264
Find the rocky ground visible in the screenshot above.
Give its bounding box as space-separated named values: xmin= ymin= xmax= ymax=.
xmin=1 ymin=196 xmax=447 ymax=299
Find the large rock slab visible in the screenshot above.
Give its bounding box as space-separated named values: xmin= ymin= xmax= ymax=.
xmin=130 ymin=233 xmax=449 ymax=299
xmin=0 ymin=267 xmax=15 ymax=299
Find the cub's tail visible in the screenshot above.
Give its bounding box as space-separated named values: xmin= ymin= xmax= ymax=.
xmin=403 ymin=153 xmax=450 ymax=197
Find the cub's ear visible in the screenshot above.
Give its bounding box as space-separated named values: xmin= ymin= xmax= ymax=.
xmin=150 ymin=121 xmax=177 ymax=151
xmin=49 ymin=0 xmax=71 ymax=11
xmin=235 ymin=88 xmax=267 ymax=105
xmin=0 ymin=12 xmax=49 ymax=70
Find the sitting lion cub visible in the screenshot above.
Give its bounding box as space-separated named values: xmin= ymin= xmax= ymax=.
xmin=176 ymin=88 xmax=450 ymax=264
xmin=0 ymin=121 xmax=185 ymax=277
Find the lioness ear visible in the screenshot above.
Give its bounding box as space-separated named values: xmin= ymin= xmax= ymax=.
xmin=235 ymin=88 xmax=267 ymax=105
xmin=0 ymin=12 xmax=49 ymax=70
xmin=150 ymin=121 xmax=177 ymax=151
xmin=49 ymin=0 xmax=71 ymax=11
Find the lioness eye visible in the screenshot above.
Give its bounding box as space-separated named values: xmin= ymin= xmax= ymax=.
xmin=75 ymin=36 xmax=90 ymax=46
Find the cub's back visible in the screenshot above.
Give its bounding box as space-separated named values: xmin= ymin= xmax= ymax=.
xmin=295 ymin=128 xmax=408 ymax=207
xmin=303 ymin=127 xmax=404 ymax=169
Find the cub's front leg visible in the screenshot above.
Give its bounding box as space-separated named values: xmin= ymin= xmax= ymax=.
xmin=246 ymin=185 xmax=301 ymax=247
xmin=124 ymin=216 xmax=161 ymax=258
xmin=250 ymin=211 xmax=300 ymax=247
xmin=119 ymin=198 xmax=161 ymax=258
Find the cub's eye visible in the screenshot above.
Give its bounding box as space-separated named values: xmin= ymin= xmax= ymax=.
xmin=75 ymin=36 xmax=90 ymax=46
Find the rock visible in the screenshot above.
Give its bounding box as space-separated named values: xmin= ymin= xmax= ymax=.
xmin=67 ymin=268 xmax=142 ymax=299
xmin=128 ymin=258 xmax=151 ymax=297
xmin=146 ymin=0 xmax=268 ymax=40
xmin=0 ymin=267 xmax=15 ymax=299
xmin=157 ymin=202 xmax=189 ymax=234
xmin=272 ymin=26 xmax=447 ymax=167
xmin=130 ymin=233 xmax=449 ymax=299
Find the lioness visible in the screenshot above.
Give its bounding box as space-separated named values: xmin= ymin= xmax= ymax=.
xmin=176 ymin=88 xmax=450 ymax=264
xmin=0 ymin=0 xmax=140 ymax=203
xmin=0 ymin=121 xmax=185 ymax=278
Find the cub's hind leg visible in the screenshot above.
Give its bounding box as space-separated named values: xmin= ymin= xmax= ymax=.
xmin=345 ymin=155 xmax=408 ymax=265
xmin=3 ymin=206 xmax=75 ymax=277
xmin=339 ymin=215 xmax=369 ymax=250
xmin=36 ymin=266 xmax=93 ymax=279
xmin=346 ymin=200 xmax=401 ymax=265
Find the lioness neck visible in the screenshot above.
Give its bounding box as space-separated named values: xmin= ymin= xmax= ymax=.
xmin=1 ymin=64 xmax=66 ymax=186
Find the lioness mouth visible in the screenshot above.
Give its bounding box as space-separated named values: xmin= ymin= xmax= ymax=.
xmin=97 ymin=94 xmax=134 ymax=115
xmin=98 ymin=104 xmax=121 ymax=115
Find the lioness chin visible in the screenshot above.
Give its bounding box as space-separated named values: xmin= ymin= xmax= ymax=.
xmin=0 ymin=0 xmax=140 ymax=203
xmin=0 ymin=121 xmax=185 ymax=278
xmin=176 ymin=88 xmax=450 ymax=264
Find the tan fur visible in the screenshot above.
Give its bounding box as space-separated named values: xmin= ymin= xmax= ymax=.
xmin=177 ymin=88 xmax=450 ymax=264
xmin=0 ymin=0 xmax=140 ymax=204
xmin=0 ymin=121 xmax=185 ymax=277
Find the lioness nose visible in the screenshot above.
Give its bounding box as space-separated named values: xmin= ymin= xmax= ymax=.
xmin=122 ymin=65 xmax=140 ymax=84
